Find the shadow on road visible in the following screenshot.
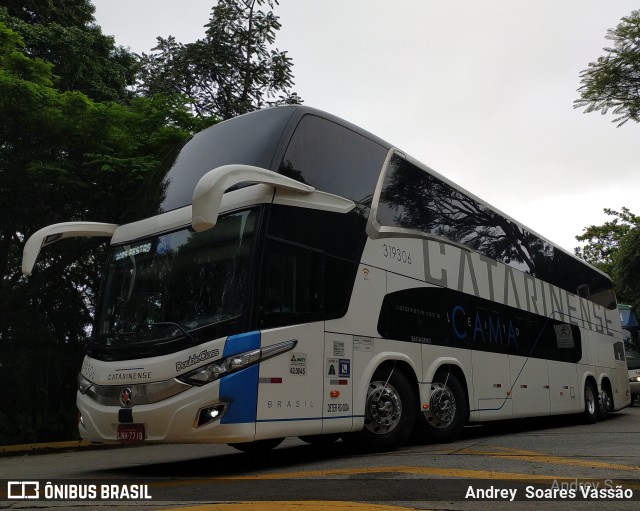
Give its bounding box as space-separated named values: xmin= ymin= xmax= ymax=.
xmin=92 ymin=411 xmax=630 ymax=480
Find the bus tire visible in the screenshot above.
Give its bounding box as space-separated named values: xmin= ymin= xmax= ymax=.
xmin=583 ymin=380 xmax=598 ymax=424
xmin=349 ymin=367 xmax=416 ymax=451
xmin=415 ymin=370 xmax=467 ymax=443
xmin=597 ymin=385 xmax=613 ymax=421
xmin=228 ymin=438 xmax=284 ymax=453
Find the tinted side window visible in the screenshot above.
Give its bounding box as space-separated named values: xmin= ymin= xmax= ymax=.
xmin=141 ymin=107 xmax=296 ymax=216
xmin=263 ymin=205 xmax=363 ymax=326
xmin=324 ymin=255 xmax=356 ymax=318
xmin=377 ymin=154 xmax=616 ymax=310
xmin=377 ymin=154 xmax=529 ymax=272
xmin=377 ymin=287 xmax=582 ymax=363
xmin=279 ymin=115 xmax=387 ymax=205
xmin=627 ymin=351 xmax=640 ymax=370
xmin=266 ymin=204 xmax=367 ymax=261
xmin=258 ymin=236 xmax=358 ymax=328
xmin=259 ymin=239 xmax=323 ymax=329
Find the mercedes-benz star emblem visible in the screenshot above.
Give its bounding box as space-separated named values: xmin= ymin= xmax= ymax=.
xmin=120 ymin=387 xmax=133 ymax=407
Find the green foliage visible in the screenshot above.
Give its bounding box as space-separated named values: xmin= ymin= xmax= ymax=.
xmin=617 ymin=226 xmax=640 ymax=309
xmin=574 ymin=208 xmax=637 ymax=272
xmin=0 ymin=17 xmax=196 ymax=443
xmin=575 ymin=207 xmax=640 ymax=307
xmin=0 ymin=0 xmax=302 ymax=444
xmin=137 ymin=0 xmax=301 ymax=119
xmin=3 ymin=0 xmax=96 ymax=26
xmin=575 ymin=10 xmax=640 ymax=126
xmin=0 ymin=21 xmax=194 ymax=334
xmin=0 ymin=4 xmax=138 ymax=101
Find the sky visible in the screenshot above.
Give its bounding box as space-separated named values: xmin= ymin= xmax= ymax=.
xmin=91 ymin=0 xmax=640 ymax=254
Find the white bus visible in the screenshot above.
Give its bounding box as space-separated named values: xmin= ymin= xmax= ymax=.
xmin=22 ymin=106 xmax=631 ymax=451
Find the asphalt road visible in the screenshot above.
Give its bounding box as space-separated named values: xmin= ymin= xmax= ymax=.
xmin=1 ymin=405 xmax=640 ymax=510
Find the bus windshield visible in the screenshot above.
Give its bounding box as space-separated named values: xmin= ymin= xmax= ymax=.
xmin=93 ymin=209 xmax=258 ymax=354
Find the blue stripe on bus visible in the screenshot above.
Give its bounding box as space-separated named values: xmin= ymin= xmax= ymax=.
xmin=223 ymin=330 xmax=261 ymax=356
xmin=256 ymin=415 xmax=359 ymax=422
xmin=219 ymin=331 xmax=261 ymax=424
xmin=220 ymin=365 xmax=259 ymax=424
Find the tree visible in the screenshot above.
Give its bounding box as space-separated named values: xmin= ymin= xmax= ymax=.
xmin=0 ymin=21 xmax=197 ymax=443
xmin=575 ymin=208 xmax=640 ymax=307
xmin=617 ymin=225 xmax=640 ymax=309
xmin=2 ymin=0 xmax=95 ymax=26
xmin=574 ymin=208 xmax=637 ymax=273
xmin=575 ymin=10 xmax=640 ymax=126
xmin=137 ymin=0 xmax=301 ymax=119
xmin=0 ymin=2 xmax=138 ymax=101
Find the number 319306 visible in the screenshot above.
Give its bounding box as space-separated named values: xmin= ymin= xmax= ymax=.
xmin=383 ymin=244 xmax=412 ymax=264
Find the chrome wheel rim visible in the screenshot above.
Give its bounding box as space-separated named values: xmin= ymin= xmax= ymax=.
xmin=585 ymin=385 xmax=596 ymax=415
xmin=424 ymin=383 xmax=456 ymax=429
xmin=601 ymin=390 xmax=612 ymax=412
xmin=364 ymin=381 xmax=402 ymax=435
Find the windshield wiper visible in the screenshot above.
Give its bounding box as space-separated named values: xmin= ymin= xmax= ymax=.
xmin=134 ymin=321 xmax=198 ymax=342
xmin=98 ymin=321 xmax=197 ymax=345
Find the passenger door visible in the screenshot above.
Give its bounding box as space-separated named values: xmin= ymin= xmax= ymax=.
xmin=254 ymin=238 xmax=326 ymax=439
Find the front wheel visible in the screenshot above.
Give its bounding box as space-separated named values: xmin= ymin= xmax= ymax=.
xmin=414 ymin=370 xmax=468 ymax=443
xmin=347 ymin=367 xmax=416 ymax=451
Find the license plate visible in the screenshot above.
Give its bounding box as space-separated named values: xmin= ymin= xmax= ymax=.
xmin=117 ymin=424 xmax=145 ymax=443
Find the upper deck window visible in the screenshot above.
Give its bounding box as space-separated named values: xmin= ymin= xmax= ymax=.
xmin=376 ymin=154 xmax=617 ymax=310
xmin=149 ymin=107 xmax=297 ymax=215
xmin=278 ymin=115 xmax=388 ymax=205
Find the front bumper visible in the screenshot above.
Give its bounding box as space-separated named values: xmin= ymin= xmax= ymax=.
xmin=77 ymin=378 xmax=256 ymax=444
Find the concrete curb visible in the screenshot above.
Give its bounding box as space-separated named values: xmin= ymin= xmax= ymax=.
xmin=0 ymin=440 xmax=108 ymax=457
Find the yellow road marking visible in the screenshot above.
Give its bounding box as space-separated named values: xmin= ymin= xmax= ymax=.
xmin=148 ymin=445 xmax=640 ymax=491
xmin=147 ymin=466 xmax=585 ymax=493
xmin=159 ymin=503 xmax=424 ymax=511
xmin=458 ymin=446 xmax=640 ymax=473
xmin=146 ymin=446 xmax=640 ymax=509
xmin=216 ymin=465 xmax=562 ymax=481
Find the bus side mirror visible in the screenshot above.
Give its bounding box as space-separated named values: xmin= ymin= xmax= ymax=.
xmin=191 ymin=164 xmax=315 ymax=232
xmin=22 ymin=222 xmax=118 ymax=275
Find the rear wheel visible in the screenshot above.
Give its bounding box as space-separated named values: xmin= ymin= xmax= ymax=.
xmin=597 ymin=385 xmax=613 ymax=421
xmin=347 ymin=367 xmax=416 ymax=451
xmin=415 ymin=370 xmax=467 ymax=442
xmin=583 ymin=380 xmax=598 ymax=424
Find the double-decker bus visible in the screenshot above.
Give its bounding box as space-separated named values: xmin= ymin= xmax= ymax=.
xmin=22 ymin=106 xmax=631 ymax=451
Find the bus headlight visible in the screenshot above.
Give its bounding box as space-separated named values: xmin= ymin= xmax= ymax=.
xmin=182 ymin=363 xmax=224 ymax=385
xmin=177 ymin=339 xmax=297 ymax=386
xmin=630 ymin=376 xmax=640 ymax=383
xmin=77 ymin=373 xmax=93 ymax=394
